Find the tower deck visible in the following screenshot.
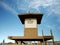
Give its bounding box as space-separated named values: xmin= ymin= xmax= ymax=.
xmin=8 ymin=36 xmax=53 ymax=42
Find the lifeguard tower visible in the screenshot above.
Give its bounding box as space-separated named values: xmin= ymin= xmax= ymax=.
xmin=8 ymin=13 xmax=54 ymax=45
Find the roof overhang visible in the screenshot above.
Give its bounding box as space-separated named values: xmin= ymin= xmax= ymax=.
xmin=18 ymin=13 xmax=43 ymax=24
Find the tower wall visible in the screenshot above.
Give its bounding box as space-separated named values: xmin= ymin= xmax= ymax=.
xmin=24 ymin=28 xmax=38 ymax=38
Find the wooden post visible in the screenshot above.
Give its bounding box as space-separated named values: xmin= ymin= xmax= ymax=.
xmin=50 ymin=30 xmax=53 ymax=36
xmin=34 ymin=41 xmax=35 ymax=45
xmin=52 ymin=37 xmax=55 ymax=45
xmin=15 ymin=40 xmax=18 ymax=45
xmin=40 ymin=41 xmax=42 ymax=45
xmin=43 ymin=38 xmax=45 ymax=45
xmin=37 ymin=41 xmax=38 ymax=45
xmin=42 ymin=30 xmax=45 ymax=45
xmin=45 ymin=41 xmax=47 ymax=45
xmin=17 ymin=41 xmax=22 ymax=45
xmin=38 ymin=41 xmax=39 ymax=45
xmin=30 ymin=41 xmax=32 ymax=45
xmin=2 ymin=40 xmax=5 ymax=45
xmin=42 ymin=30 xmax=44 ymax=36
xmin=26 ymin=41 xmax=28 ymax=45
xmin=50 ymin=30 xmax=55 ymax=45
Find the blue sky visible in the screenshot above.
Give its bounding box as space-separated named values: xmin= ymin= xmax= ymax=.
xmin=0 ymin=0 xmax=60 ymax=43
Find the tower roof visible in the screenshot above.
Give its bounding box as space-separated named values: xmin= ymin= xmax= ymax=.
xmin=18 ymin=13 xmax=43 ymax=24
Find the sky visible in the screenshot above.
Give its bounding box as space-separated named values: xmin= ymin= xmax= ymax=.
xmin=0 ymin=0 xmax=60 ymax=43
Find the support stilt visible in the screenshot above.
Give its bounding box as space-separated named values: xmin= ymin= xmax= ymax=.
xmin=34 ymin=41 xmax=35 ymax=45
xmin=40 ymin=42 xmax=42 ymax=45
xmin=42 ymin=30 xmax=45 ymax=45
xmin=50 ymin=30 xmax=55 ymax=45
xmin=30 ymin=41 xmax=32 ymax=45
xmin=17 ymin=41 xmax=22 ymax=45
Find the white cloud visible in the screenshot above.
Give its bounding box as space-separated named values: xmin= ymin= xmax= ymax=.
xmin=0 ymin=1 xmax=18 ymax=15
xmin=57 ymin=26 xmax=60 ymax=30
xmin=17 ymin=0 xmax=53 ymax=12
xmin=48 ymin=0 xmax=60 ymax=14
xmin=17 ymin=0 xmax=60 ymax=15
xmin=44 ymin=23 xmax=55 ymax=29
xmin=52 ymin=6 xmax=60 ymax=15
xmin=29 ymin=0 xmax=53 ymax=8
xmin=43 ymin=0 xmax=60 ymax=23
xmin=17 ymin=0 xmax=29 ymax=11
xmin=17 ymin=0 xmax=60 ymax=23
xmin=28 ymin=0 xmax=53 ymax=13
xmin=57 ymin=15 xmax=60 ymax=23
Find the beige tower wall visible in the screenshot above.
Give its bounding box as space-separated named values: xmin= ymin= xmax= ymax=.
xmin=24 ymin=28 xmax=38 ymax=38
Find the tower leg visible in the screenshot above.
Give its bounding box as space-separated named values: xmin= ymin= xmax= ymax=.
xmin=43 ymin=37 xmax=45 ymax=45
xmin=37 ymin=41 xmax=38 ymax=45
xmin=34 ymin=41 xmax=36 ymax=45
xmin=52 ymin=37 xmax=55 ymax=45
xmin=30 ymin=41 xmax=32 ymax=45
xmin=40 ymin=42 xmax=42 ymax=45
xmin=17 ymin=41 xmax=22 ymax=45
xmin=45 ymin=41 xmax=47 ymax=45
